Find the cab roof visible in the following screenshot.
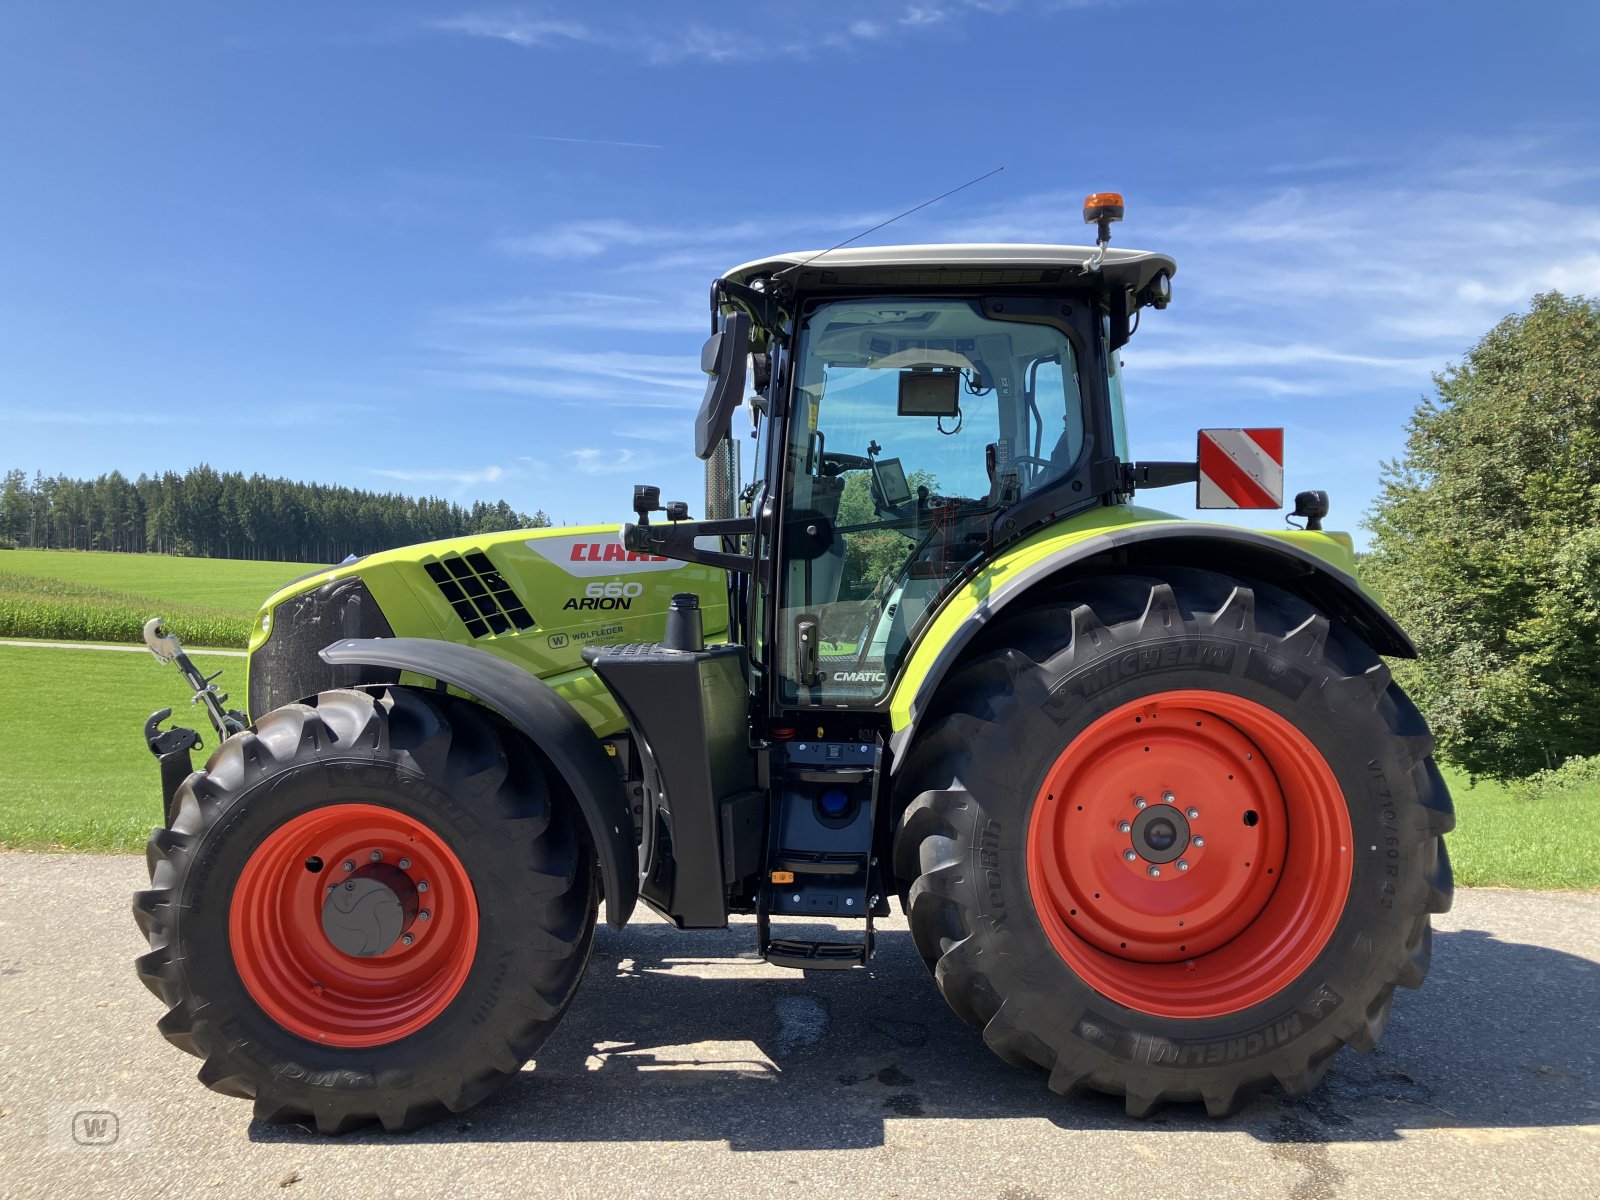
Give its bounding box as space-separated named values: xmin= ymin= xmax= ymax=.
xmin=723 ymin=243 xmax=1176 ymax=296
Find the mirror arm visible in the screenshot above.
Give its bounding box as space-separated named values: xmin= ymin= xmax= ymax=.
xmin=623 ymin=517 xmax=755 ymax=575
xmin=716 ymin=278 xmax=788 ymax=345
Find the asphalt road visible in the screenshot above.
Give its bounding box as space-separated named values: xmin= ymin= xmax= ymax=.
xmin=1 ymin=854 xmax=1597 ymax=1200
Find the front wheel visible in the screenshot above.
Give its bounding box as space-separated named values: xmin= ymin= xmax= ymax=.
xmin=892 ymin=570 xmax=1454 ymax=1117
xmin=133 ymin=687 xmax=596 ymax=1133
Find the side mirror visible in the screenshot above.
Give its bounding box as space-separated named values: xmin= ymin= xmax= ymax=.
xmin=694 ymin=311 xmax=752 ymax=460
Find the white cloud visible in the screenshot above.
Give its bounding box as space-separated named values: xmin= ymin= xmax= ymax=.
xmin=427 ymin=14 xmax=591 ymax=48
xmin=641 ymin=25 xmax=746 ymax=65
xmin=369 ymin=464 xmax=506 ymax=488
xmin=438 ymin=292 xmax=705 ymax=334
xmin=0 ymin=407 xmax=166 ymax=426
xmin=524 ymin=134 xmax=663 ymax=150
xmin=436 ymin=345 xmax=703 ymax=390
xmin=427 ymin=2 xmax=1113 ymax=64
xmin=1128 ymin=343 xmax=1440 ymax=374
xmin=934 ymin=137 xmax=1600 ymax=400
xmin=493 ymin=213 xmax=873 ymax=260
xmin=570 ymin=447 xmax=640 ymax=475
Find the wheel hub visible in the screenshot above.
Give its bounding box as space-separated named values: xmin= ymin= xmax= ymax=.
xmin=321 ymin=864 xmax=419 ymax=957
xmin=1129 ymin=804 xmax=1190 ymax=864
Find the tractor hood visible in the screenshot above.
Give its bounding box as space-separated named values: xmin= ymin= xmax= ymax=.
xmin=244 ymin=524 xmax=728 ymax=735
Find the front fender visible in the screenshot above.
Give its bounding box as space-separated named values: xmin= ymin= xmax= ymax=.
xmin=320 ymin=637 xmax=637 ymax=928
xmin=887 ymin=512 xmax=1413 ymax=763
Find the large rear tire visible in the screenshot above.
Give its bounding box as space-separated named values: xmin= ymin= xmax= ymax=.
xmin=132 ymin=686 xmax=596 ymax=1133
xmin=892 ymin=569 xmax=1453 ymax=1117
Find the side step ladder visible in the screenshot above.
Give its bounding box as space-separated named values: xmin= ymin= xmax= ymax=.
xmin=757 ymin=909 xmax=876 ymax=970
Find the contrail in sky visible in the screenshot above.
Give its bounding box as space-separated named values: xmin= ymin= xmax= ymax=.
xmin=527 ymin=134 xmax=663 ymax=149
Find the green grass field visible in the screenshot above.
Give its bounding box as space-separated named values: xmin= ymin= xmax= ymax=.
xmin=0 ymin=642 xmax=1595 ymax=887
xmin=0 ymin=548 xmax=321 ymax=648
xmin=0 ymin=643 xmax=241 ymax=851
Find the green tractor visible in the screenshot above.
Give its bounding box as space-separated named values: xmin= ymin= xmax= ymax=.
xmin=133 ymin=194 xmax=1453 ymax=1131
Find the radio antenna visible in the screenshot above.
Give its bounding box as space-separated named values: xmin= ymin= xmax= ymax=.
xmin=772 ymin=166 xmax=1005 ymax=281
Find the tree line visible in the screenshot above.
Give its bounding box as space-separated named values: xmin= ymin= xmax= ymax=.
xmin=0 ymin=465 xmax=551 ymax=562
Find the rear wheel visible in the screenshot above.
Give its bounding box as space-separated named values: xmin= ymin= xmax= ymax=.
xmin=892 ymin=570 xmax=1454 ymax=1116
xmin=133 ymin=686 xmax=596 ymax=1133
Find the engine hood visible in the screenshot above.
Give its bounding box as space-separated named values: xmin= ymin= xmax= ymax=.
xmin=246 ymin=524 xmax=729 ymax=735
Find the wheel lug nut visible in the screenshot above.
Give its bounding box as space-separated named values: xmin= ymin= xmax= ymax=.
xmin=370 ymin=850 xmax=383 ymax=862
xmin=401 ymin=933 xmax=414 ymax=946
xmin=418 ymin=881 xmax=429 ymax=893
xmin=1147 ymin=865 xmax=1161 ymax=878
xmin=398 ymin=858 xmax=411 ymax=870
xmin=418 ymin=909 xmax=430 ymax=921
xmin=1123 ymin=849 xmax=1138 ymax=862
xmin=1193 ymin=837 xmax=1205 ymax=848
xmin=1118 ymin=821 xmax=1132 ymax=833
xmin=1186 ymin=807 xmax=1199 ymax=820
xmin=1134 ymin=796 xmax=1148 ymax=810
xmin=342 ymin=860 xmax=355 ymax=872
xmin=1177 ymin=859 xmax=1190 ymax=872
xmin=1162 ymin=791 xmax=1176 ymax=804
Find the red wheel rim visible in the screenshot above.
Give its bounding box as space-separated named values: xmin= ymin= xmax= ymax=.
xmin=229 ymin=803 xmax=479 ymax=1047
xmin=1026 ymin=690 xmax=1352 ymax=1018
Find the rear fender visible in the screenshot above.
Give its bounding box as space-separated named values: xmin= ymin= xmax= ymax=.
xmin=320 ymin=638 xmax=637 ymax=928
xmin=887 ymin=520 xmax=1414 ymax=764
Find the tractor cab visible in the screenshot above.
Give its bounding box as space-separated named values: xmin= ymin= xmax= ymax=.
xmin=619 ymin=224 xmax=1181 ymax=720
xmin=720 ymin=242 xmax=1173 ymax=710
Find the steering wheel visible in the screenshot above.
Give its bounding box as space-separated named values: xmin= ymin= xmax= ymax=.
xmin=1005 ymin=454 xmax=1055 ymax=484
xmin=820 ymin=450 xmax=875 ymax=475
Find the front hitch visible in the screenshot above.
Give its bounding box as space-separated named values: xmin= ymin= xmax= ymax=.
xmin=143 ymin=709 xmax=200 ymax=827
xmin=141 ymin=617 xmax=248 ymax=825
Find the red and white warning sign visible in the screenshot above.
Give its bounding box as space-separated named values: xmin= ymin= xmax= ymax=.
xmin=1197 ymin=428 xmax=1284 ymax=510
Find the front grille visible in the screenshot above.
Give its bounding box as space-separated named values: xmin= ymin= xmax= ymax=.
xmin=248 ymin=576 xmax=397 ymax=720
xmin=423 ymin=551 xmax=536 ymax=639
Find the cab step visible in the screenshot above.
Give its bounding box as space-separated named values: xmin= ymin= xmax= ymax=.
xmin=757 ymin=911 xmax=875 ymax=970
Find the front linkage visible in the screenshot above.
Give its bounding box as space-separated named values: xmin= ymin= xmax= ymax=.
xmin=141 ymin=616 xmax=247 ymax=825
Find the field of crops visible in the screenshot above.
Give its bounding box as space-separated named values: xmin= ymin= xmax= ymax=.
xmin=0 ymin=549 xmax=321 ymax=648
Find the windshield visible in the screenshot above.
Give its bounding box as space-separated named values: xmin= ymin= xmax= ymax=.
xmin=776 ymin=296 xmax=1086 ymax=705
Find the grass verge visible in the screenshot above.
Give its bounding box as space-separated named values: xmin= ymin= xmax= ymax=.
xmin=1437 ymin=766 xmax=1599 ymax=889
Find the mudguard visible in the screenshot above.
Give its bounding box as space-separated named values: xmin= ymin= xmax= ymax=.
xmin=887 ymin=517 xmax=1415 ymax=763
xmin=320 ymin=637 xmax=637 ymax=927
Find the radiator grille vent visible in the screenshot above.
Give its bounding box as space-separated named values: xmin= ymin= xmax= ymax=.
xmin=423 ymin=552 xmax=536 ymax=639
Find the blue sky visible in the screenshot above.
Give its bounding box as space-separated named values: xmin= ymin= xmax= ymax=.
xmin=2 ymin=2 xmax=1597 ymax=544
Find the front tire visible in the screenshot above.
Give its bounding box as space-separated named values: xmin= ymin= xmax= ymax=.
xmin=892 ymin=570 xmax=1454 ymax=1116
xmin=132 ymin=686 xmax=596 ymax=1133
